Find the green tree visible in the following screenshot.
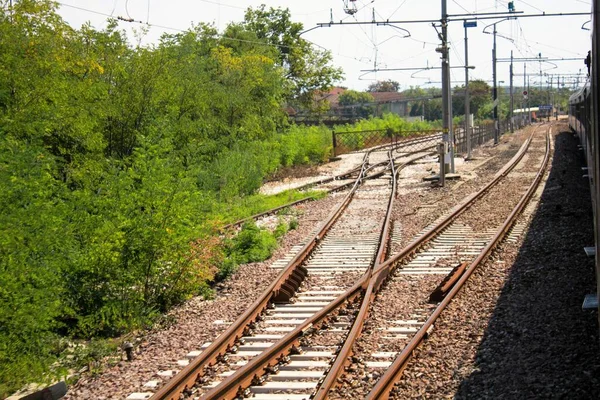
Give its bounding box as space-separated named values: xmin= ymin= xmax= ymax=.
xmin=338 ymin=90 xmax=375 ymax=119
xmin=0 ymin=137 xmax=72 ymax=393
xmin=232 ymin=6 xmax=343 ymax=110
xmin=367 ymin=79 xmax=400 ymax=92
xmin=452 ymin=79 xmax=491 ymax=118
xmin=401 ymin=86 xmax=443 ymax=121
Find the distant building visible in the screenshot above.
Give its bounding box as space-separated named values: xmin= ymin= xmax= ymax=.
xmin=287 ymin=87 xmax=413 ymax=125
xmin=368 ymin=92 xmax=409 ymax=117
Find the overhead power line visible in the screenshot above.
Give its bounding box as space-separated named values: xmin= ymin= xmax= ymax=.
xmin=57 ymin=2 xmax=312 ymax=51
xmin=317 ymin=11 xmax=590 ymax=27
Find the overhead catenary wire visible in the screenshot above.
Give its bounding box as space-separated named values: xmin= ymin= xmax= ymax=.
xmin=57 ymin=1 xmax=321 ymax=51
xmin=196 ymin=0 xmax=246 ymax=11
xmin=387 ymin=0 xmax=409 ymax=20
xmin=452 ymin=0 xmax=472 ymax=14
xmin=57 ymin=0 xmax=588 ymax=90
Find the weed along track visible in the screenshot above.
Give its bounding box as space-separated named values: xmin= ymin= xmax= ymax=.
xmin=111 ymin=125 xmax=552 ymax=400
xmin=114 ymin=125 xmax=549 ymax=400
xmin=223 ymin=132 xmax=441 ymax=232
xmin=120 ymin=144 xmax=399 ymax=399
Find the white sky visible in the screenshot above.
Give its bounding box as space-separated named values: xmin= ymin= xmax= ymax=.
xmin=56 ymin=1 xmax=592 ymax=91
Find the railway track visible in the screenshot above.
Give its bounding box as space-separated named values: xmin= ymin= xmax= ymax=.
xmin=123 ymin=125 xmax=549 ymax=400
xmin=223 ymin=133 xmax=441 ymax=231
xmin=332 ymin=124 xmax=550 ymax=399
xmin=131 ymin=141 xmax=406 ymax=400
xmin=192 ymin=150 xmax=398 ymax=398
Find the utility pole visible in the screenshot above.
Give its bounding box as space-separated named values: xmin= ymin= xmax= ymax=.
xmin=524 ymin=63 xmax=527 ymax=125
xmin=441 ymin=0 xmax=453 ymax=174
xmin=464 ymin=20 xmax=474 ymax=159
xmin=527 ymin=76 xmax=531 ymax=124
xmin=492 ymin=23 xmax=499 ymax=144
xmin=510 ymin=50 xmax=514 ymax=133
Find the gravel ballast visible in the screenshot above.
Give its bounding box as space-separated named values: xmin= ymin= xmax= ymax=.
xmin=391 ymin=124 xmax=600 ymax=398
xmin=64 ymin=123 xmax=600 ymax=399
xmin=64 ymin=194 xmax=345 ymax=399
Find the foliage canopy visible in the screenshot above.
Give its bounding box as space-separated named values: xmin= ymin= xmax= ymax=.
xmin=0 ymin=0 xmax=341 ymax=394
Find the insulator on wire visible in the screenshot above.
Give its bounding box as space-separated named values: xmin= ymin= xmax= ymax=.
xmin=342 ymin=0 xmax=358 ymax=15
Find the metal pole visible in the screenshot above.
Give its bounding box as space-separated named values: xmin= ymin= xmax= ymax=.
xmin=524 ymin=63 xmax=527 ymax=125
xmin=441 ymin=0 xmax=452 ymax=176
xmin=332 ymin=130 xmax=337 ymax=157
xmin=438 ymin=143 xmax=446 ymax=187
xmin=492 ymin=23 xmax=499 ymax=144
xmin=548 ymin=75 xmax=552 ymax=121
xmin=464 ymin=21 xmax=472 ymax=159
xmin=448 ymin=57 xmax=455 ymax=172
xmin=510 ymin=50 xmax=514 ymax=132
xmin=527 ymin=76 xmax=531 ymax=124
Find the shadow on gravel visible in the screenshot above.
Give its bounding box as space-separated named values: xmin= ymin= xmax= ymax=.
xmin=455 ymin=129 xmax=600 ymax=399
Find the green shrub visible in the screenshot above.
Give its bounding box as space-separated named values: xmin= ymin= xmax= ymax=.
xmin=273 ymin=221 xmax=289 ymax=239
xmin=276 ymin=125 xmax=332 ymax=167
xmin=335 ymin=113 xmax=435 ymax=136
xmin=226 ymin=222 xmax=278 ymax=264
xmin=0 ymin=139 xmax=69 ymax=394
xmin=215 ymin=258 xmax=239 ymax=282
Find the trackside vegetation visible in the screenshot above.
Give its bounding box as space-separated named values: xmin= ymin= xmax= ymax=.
xmin=0 ymin=1 xmax=432 ymax=394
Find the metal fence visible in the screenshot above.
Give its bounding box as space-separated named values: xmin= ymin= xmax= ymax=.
xmin=333 ymin=119 xmax=530 ymax=157
xmin=332 ymin=129 xmax=440 ymax=156
xmin=454 ymin=118 xmax=530 ymax=154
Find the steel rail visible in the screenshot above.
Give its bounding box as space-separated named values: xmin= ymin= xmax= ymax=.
xmin=152 ymin=125 xmax=515 ymax=399
xmin=366 ymin=127 xmax=550 ymax=400
xmin=312 ymin=149 xmax=400 ymax=399
xmin=199 ymin=151 xmax=420 ymax=400
xmin=196 ymin=126 xmax=535 ymax=399
xmin=313 ymin=126 xmax=538 ymax=398
xmin=221 ymin=140 xmax=439 ymax=231
xmin=150 ymin=150 xmax=372 ymax=400
xmin=371 ymin=126 xmax=536 ymax=280
xmin=202 ymin=128 xmax=535 ymax=399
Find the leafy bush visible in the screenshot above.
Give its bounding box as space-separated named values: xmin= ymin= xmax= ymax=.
xmin=0 ymin=138 xmax=70 ymax=393
xmin=336 ymin=113 xmax=435 ymax=136
xmin=273 ymin=220 xmax=289 ymax=239
xmin=0 ymin=1 xmax=340 ymax=394
xmin=276 ymin=124 xmax=332 ymax=167
xmin=226 ymin=222 xmax=278 ymax=265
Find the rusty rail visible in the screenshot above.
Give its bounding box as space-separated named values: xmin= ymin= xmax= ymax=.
xmin=152 ymin=126 xmax=535 ymax=399
xmin=200 ymin=150 xmax=422 ymax=400
xmin=312 ymin=148 xmax=400 ymax=399
xmin=366 ymin=126 xmax=550 ymax=400
xmin=312 ymin=126 xmax=539 ymax=399
xmin=150 ymin=150 xmax=373 ymax=400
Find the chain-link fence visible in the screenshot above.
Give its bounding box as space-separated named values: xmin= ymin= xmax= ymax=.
xmin=454 ymin=118 xmax=531 ymax=154
xmin=332 ymin=119 xmax=531 ymax=157
xmin=332 ymin=129 xmax=441 ymax=156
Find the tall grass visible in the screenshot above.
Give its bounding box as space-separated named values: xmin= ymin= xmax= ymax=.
xmin=335 ymin=113 xmax=435 ymax=134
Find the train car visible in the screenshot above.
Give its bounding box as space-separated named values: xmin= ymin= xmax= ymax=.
xmin=569 ymin=81 xmax=593 ymax=179
xmin=568 ymin=2 xmax=600 ymax=321
xmin=591 ymin=2 xmax=600 ymax=321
